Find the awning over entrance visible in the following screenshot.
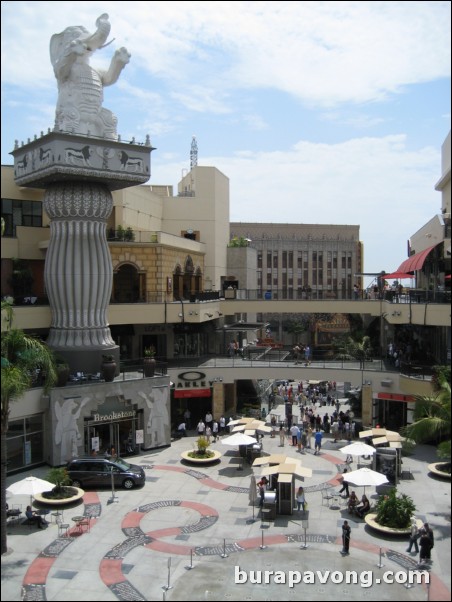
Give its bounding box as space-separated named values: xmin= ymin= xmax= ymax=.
xmin=396 ymin=244 xmax=439 ymax=273
xmin=174 ymin=389 xmax=211 ymax=398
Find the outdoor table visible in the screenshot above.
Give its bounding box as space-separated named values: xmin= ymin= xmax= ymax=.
xmin=71 ymin=515 xmax=85 ymax=533
xmin=51 ymin=510 xmax=63 ymax=523
xmin=72 ymin=515 xmax=90 ymax=534
xmin=6 ymin=508 xmax=22 ymax=526
xmin=7 ymin=509 xmax=21 ymax=517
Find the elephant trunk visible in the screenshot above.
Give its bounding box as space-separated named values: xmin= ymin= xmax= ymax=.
xmin=82 ymin=13 xmax=111 ymax=51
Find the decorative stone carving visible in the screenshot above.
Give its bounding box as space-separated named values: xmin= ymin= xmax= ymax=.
xmin=50 ymin=13 xmax=130 ymax=139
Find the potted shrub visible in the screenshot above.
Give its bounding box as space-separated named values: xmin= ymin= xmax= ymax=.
xmin=101 ymin=354 xmax=117 ymax=382
xmin=196 ymin=436 xmax=210 ymax=455
xmin=116 ymin=225 xmax=125 ymax=241
xmin=375 ymin=487 xmax=416 ymax=529
xmin=124 ymin=226 xmax=135 ymax=242
xmin=44 ymin=467 xmax=77 ymax=499
xmin=143 ymin=346 xmax=156 ymax=377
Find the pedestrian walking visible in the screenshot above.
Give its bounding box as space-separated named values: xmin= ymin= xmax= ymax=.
xmin=419 ymin=523 xmax=434 ymax=562
xmin=406 ymin=517 xmax=419 ymax=554
xmin=338 ymin=468 xmax=350 ymax=497
xmin=279 ymin=425 xmax=286 ymax=447
xmin=341 ymin=520 xmax=351 ymax=555
xmin=314 ymin=430 xmax=323 ymax=455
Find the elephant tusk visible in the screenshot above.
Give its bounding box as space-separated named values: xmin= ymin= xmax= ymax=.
xmin=99 ymin=37 xmax=115 ymax=50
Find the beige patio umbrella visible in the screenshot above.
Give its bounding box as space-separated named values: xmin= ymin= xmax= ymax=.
xmin=227 ymin=417 xmax=255 ymax=426
xmin=259 ymin=457 xmax=313 ymax=480
xmin=233 ymin=420 xmax=272 ymax=434
xmin=252 ymin=454 xmax=288 ymax=467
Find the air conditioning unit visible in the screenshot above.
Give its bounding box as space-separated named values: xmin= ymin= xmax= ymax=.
xmin=381 ymin=380 xmax=393 ymax=387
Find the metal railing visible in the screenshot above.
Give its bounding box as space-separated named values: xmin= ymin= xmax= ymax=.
xmin=7 ymin=288 xmax=450 ymax=306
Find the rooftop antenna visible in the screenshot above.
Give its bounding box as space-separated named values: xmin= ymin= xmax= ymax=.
xmin=190 ymin=135 xmax=198 ymax=169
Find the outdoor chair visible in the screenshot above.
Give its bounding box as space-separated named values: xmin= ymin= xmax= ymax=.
xmin=321 ymin=488 xmax=334 ymax=507
xmin=56 ymin=517 xmax=70 ymax=537
xmin=78 ymin=517 xmax=90 ymax=533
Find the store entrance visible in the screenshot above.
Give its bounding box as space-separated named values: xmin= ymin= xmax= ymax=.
xmin=85 ymin=417 xmax=138 ymax=457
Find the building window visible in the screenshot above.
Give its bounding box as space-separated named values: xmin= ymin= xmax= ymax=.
xmin=6 ymin=414 xmax=44 ymax=473
xmin=1 ymin=198 xmax=43 ymax=237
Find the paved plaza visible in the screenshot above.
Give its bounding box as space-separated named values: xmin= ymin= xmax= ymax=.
xmin=2 ymin=402 xmax=451 ymax=601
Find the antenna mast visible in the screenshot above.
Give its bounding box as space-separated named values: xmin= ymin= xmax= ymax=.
xmin=190 ymin=135 xmax=198 ymax=169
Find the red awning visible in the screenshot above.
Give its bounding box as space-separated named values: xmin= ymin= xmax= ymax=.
xmin=382 ymin=271 xmax=415 ymax=280
xmin=174 ymin=389 xmax=211 ymax=398
xmin=397 ymin=244 xmax=438 ymax=273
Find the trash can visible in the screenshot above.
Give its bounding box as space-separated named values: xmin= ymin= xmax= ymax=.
xmin=264 ymin=291 xmax=272 ymax=300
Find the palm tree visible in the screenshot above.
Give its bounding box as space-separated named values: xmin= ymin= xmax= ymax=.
xmin=402 ymin=375 xmax=451 ymax=463
xmin=334 ymin=335 xmax=372 ymax=369
xmin=285 ymin=319 xmax=307 ymax=345
xmin=1 ymin=301 xmax=57 ymax=555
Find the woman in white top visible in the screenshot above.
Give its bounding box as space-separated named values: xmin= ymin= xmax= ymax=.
xmin=296 ymin=486 xmax=306 ymax=512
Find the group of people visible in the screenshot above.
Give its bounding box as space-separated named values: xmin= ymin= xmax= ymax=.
xmin=277 ymin=420 xmax=325 ymax=455
xmin=407 ymin=519 xmax=435 ymax=563
xmin=292 ymin=344 xmax=311 ymax=366
xmin=347 ymin=492 xmax=371 ymax=518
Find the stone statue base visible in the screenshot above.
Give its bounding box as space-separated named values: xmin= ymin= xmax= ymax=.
xmin=12 ymin=131 xmax=153 ymax=191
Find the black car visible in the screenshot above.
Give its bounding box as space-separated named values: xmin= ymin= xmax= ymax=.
xmin=66 ymin=457 xmax=145 ymax=490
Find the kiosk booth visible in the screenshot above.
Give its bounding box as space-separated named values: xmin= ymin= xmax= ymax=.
xmin=253 ymin=456 xmax=312 ymax=517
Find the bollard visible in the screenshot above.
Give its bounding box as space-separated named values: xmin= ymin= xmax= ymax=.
xmin=376 ymin=547 xmax=384 ymax=568
xmin=300 ymin=526 xmax=308 ymax=550
xmin=300 ymin=520 xmax=309 ymax=550
xmin=163 ymin=557 xmax=173 ymax=591
xmin=220 ymin=538 xmax=229 ymax=558
xmin=185 ymin=548 xmax=194 ymax=570
xmin=260 ymin=530 xmax=267 ymax=550
xmin=162 ymin=591 xmax=166 ymax=602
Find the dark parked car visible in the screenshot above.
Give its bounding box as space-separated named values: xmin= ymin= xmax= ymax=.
xmin=66 ymin=457 xmax=145 ymax=490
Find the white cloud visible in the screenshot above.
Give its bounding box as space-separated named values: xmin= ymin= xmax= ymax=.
xmin=2 ymin=1 xmax=450 ymax=108
xmin=151 ymin=134 xmax=440 ymax=273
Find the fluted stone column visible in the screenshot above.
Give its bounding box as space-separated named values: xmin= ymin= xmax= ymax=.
xmin=44 ymin=181 xmax=118 ymax=371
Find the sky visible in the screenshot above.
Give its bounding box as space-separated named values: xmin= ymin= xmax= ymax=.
xmin=1 ymin=1 xmax=451 ymax=283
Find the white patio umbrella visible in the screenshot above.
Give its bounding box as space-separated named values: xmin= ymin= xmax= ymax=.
xmin=343 ymin=467 xmax=388 ymax=494
xmin=221 ymin=432 xmax=257 ymax=446
xmin=339 ymin=442 xmax=376 ymax=457
xmin=6 ymin=476 xmax=55 ymax=504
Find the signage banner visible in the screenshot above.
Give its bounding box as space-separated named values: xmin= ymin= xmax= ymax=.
xmin=174 ymin=389 xmax=211 ymax=398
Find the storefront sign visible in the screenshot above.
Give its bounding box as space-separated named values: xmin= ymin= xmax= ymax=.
xmin=375 ymin=393 xmax=415 ymax=402
xmin=176 ymin=371 xmax=208 ymax=389
xmin=92 ymin=410 xmax=136 ymax=422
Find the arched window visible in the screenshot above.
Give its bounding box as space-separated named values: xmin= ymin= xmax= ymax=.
xmin=112 ymin=264 xmax=144 ymax=303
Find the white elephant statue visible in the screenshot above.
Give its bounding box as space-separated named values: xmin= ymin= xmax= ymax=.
xmin=50 ymin=13 xmax=130 ymax=140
